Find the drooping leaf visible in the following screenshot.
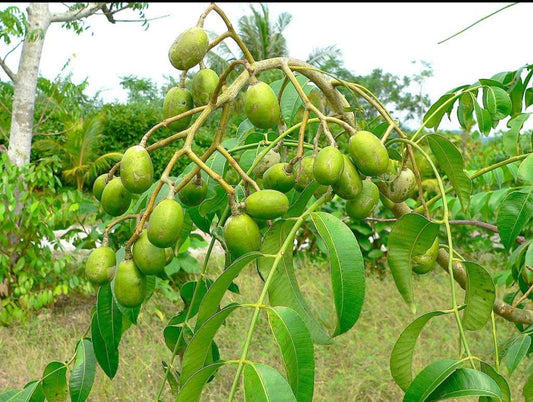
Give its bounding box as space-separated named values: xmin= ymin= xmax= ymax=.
xmin=518 ymin=154 xmax=533 ymax=184
xmin=482 ymin=85 xmax=512 ymax=121
xmin=473 ymin=100 xmax=493 ymax=135
xmin=423 ymin=93 xmax=456 ymax=130
xmin=41 ymin=361 xmax=68 ymax=402
xmin=176 ymin=362 xmax=226 ymax=402
xmin=268 ymin=306 xmax=315 ymax=402
xmin=310 ymin=212 xmax=365 ymax=336
xmin=161 ymin=361 xmax=180 ymax=396
xmin=69 ymin=339 xmax=96 ymax=402
xmin=90 ymin=312 xmax=119 ymax=379
xmin=2 ymin=380 xmax=45 ymax=402
xmin=387 ymin=213 xmax=440 ymax=313
xmin=426 ymin=134 xmax=472 ymax=211
xmin=403 ymin=359 xmax=461 ymax=401
xmin=479 ymin=361 xmax=511 ymax=402
xmin=285 ymin=181 xmax=320 ymax=218
xmin=503 ymin=113 xmax=530 ymax=156
xmin=96 ymin=284 xmax=122 ymax=350
xmin=257 ymin=220 xmax=331 ymax=344
xmin=390 ymin=310 xmax=450 ymax=391
xmin=427 ymin=368 xmax=502 ymax=400
xmin=461 ymin=261 xmax=496 ymax=331
xmin=503 ymin=335 xmax=531 ymax=375
xmin=496 ymin=188 xmax=533 ymax=250
xmin=243 ymin=362 xmax=297 ymax=402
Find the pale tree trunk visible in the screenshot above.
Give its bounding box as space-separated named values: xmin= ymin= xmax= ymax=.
xmin=7 ymin=3 xmax=51 ymax=167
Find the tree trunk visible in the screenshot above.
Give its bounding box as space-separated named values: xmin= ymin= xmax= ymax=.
xmin=7 ymin=3 xmax=51 ymax=167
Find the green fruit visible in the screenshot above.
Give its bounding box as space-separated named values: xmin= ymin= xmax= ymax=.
xmin=168 ymin=27 xmax=209 ymax=71
xmin=120 ymin=145 xmax=154 ymax=194
xmin=345 ymin=180 xmax=380 ymax=220
xmin=192 ymin=68 xmax=219 ymax=106
xmin=165 ymin=247 xmax=174 ymax=265
xmin=147 ymin=199 xmax=184 ymax=248
xmin=253 ymin=149 xmax=281 ymax=179
xmin=224 ymin=167 xmax=240 ymax=186
xmin=100 ymin=177 xmax=132 ymax=216
xmin=92 ymin=173 xmax=108 ymax=201
xmin=348 ymin=130 xmax=390 ymax=176
xmin=223 ymin=213 xmax=261 ymax=258
xmin=178 ymin=178 xmax=208 ymax=206
xmin=412 ymin=237 xmax=440 ymax=275
xmin=244 ymin=81 xmax=280 ymax=129
xmin=113 ymin=259 xmax=146 ymax=308
xmin=132 ymin=231 xmax=167 ymax=275
xmin=294 ymin=156 xmax=316 ymax=192
xmin=244 ymin=189 xmax=290 ymax=220
xmin=332 ymin=155 xmax=363 ymax=200
xmin=263 ymin=163 xmax=296 ymax=193
xmin=85 ymin=246 xmax=116 ymax=285
xmin=163 ymin=87 xmax=194 ymax=131
xmin=313 ymin=146 xmax=344 ymax=185
xmin=377 ymin=167 xmax=418 ymax=203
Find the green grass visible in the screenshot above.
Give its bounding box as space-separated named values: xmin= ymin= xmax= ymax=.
xmin=0 ymin=257 xmax=529 ymax=401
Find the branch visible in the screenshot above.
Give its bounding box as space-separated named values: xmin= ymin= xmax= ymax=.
xmin=449 ymin=219 xmax=527 ymax=245
xmin=0 ymin=57 xmax=16 ymax=82
xmin=50 ymin=3 xmax=104 ymax=23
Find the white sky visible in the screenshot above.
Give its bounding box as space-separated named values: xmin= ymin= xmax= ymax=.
xmin=2 ymin=2 xmax=533 ymax=130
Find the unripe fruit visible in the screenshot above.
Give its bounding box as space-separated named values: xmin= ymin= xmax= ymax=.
xmin=165 ymin=247 xmax=174 ymax=265
xmin=168 ymin=27 xmax=209 ymax=71
xmin=132 ymin=231 xmax=167 ymax=275
xmin=313 ymin=146 xmax=344 ymax=185
xmin=244 ymin=189 xmax=289 ymax=220
xmin=244 ymin=81 xmax=280 ymax=129
xmin=345 ymin=180 xmax=380 ymax=220
xmin=85 ymin=246 xmax=116 ymax=285
xmin=147 ymin=199 xmax=184 ymax=248
xmin=332 ymin=155 xmax=363 ymax=200
xmin=377 ymin=167 xmax=418 ymax=203
xmin=163 ymin=87 xmax=194 ymax=131
xmin=253 ymin=149 xmax=281 ymax=179
xmin=92 ymin=173 xmax=108 ymax=201
xmin=100 ymin=177 xmax=132 ymax=216
xmin=224 ymin=167 xmax=240 ymax=186
xmin=223 ymin=213 xmax=261 ymax=258
xmin=192 ymin=68 xmax=220 ymax=106
xmin=120 ymin=145 xmax=154 ymax=194
xmin=263 ymin=163 xmax=296 ymax=193
xmin=178 ymin=178 xmax=208 ymax=207
xmin=348 ymin=130 xmax=390 ymax=176
xmin=113 ymin=259 xmax=146 ymax=308
xmin=294 ymin=156 xmax=316 ymax=192
xmin=412 ymin=237 xmax=440 ymax=275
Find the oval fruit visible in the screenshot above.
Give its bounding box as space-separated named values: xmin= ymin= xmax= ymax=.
xmin=332 ymin=155 xmax=363 ymax=200
xmin=85 ymin=246 xmax=116 ymax=285
xmin=178 ymin=178 xmax=208 ymax=206
xmin=253 ymin=149 xmax=281 ymax=179
xmin=192 ymin=68 xmax=220 ymax=106
xmin=168 ymin=27 xmax=209 ymax=71
xmin=244 ymin=81 xmax=280 ymax=129
xmin=412 ymin=237 xmax=440 ymax=275
xmin=345 ymin=180 xmax=380 ymax=220
xmin=113 ymin=259 xmax=146 ymax=308
xmin=92 ymin=173 xmax=108 ymax=201
xmin=223 ymin=213 xmax=261 ymax=258
xmin=313 ymin=146 xmax=344 ymax=185
xmin=244 ymin=189 xmax=289 ymax=220
xmin=120 ymin=145 xmax=154 ymax=194
xmin=147 ymin=199 xmax=184 ymax=248
xmin=348 ymin=130 xmax=390 ymax=176
xmin=132 ymin=231 xmax=167 ymax=275
xmin=378 ymin=167 xmax=418 ymax=203
xmin=263 ymin=163 xmax=296 ymax=193
xmin=100 ymin=177 xmax=132 ymax=216
xmin=294 ymin=156 xmax=316 ymax=192
xmin=163 ymin=87 xmax=194 ymax=131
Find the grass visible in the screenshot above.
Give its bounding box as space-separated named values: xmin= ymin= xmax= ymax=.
xmin=0 ymin=255 xmax=530 ymax=401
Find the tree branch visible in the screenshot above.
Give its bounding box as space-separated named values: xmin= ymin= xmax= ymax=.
xmin=0 ymin=57 xmax=16 ymax=82
xmin=50 ymin=3 xmax=104 ymax=23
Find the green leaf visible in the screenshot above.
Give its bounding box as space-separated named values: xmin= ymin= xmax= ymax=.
xmin=497 ymin=188 xmax=533 ymax=251
xmin=96 ymin=284 xmax=122 ymax=349
xmin=176 ymin=362 xmax=226 ymax=402
xmin=267 ymin=306 xmax=315 ymax=402
xmin=525 ymin=88 xmax=533 ymax=109
xmin=41 ymin=361 xmax=68 ymax=402
xmin=524 ymin=373 xmax=533 ymax=402
xmin=285 ymin=182 xmax=320 ymax=218
xmin=427 ymin=368 xmax=502 ymax=400
xmin=310 ymin=212 xmax=365 ymax=336
xmin=257 ymin=220 xmax=332 ymax=345
xmin=426 ymin=134 xmax=472 ymax=211
xmin=387 ymin=213 xmax=440 ymax=313
xmin=504 ymin=335 xmax=531 ymax=375
xmin=243 ymin=362 xmax=297 ymax=402
xmin=403 ymin=359 xmax=461 ymax=401
xmin=518 ymin=154 xmax=533 ymax=183
xmin=482 ymin=85 xmax=512 ymax=121
xmin=503 ymin=113 xmax=530 ymax=156
xmin=479 ymin=361 xmax=511 ymax=402
xmin=390 ymin=310 xmax=450 ymax=391
xmin=69 ymin=339 xmax=96 ymax=402
xmin=90 ymin=312 xmax=119 ymax=379
xmin=473 ymin=100 xmax=493 ymax=135
xmin=196 ymin=252 xmax=261 ymax=328
xmin=461 ymin=262 xmax=495 ymax=331
xmin=271 ymin=74 xmax=313 ymax=126
xmin=180 ymin=304 xmax=239 ymax=385
xmin=423 ymin=93 xmax=455 ymax=131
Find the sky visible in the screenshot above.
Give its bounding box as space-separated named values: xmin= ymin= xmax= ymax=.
xmin=2 ymin=2 xmax=533 ymax=130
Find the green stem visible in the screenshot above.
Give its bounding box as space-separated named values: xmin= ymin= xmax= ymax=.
xmin=490 ymin=311 xmax=500 ymax=372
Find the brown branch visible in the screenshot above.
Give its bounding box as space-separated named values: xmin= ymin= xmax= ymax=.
xmin=50 ymin=3 xmax=104 ymax=23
